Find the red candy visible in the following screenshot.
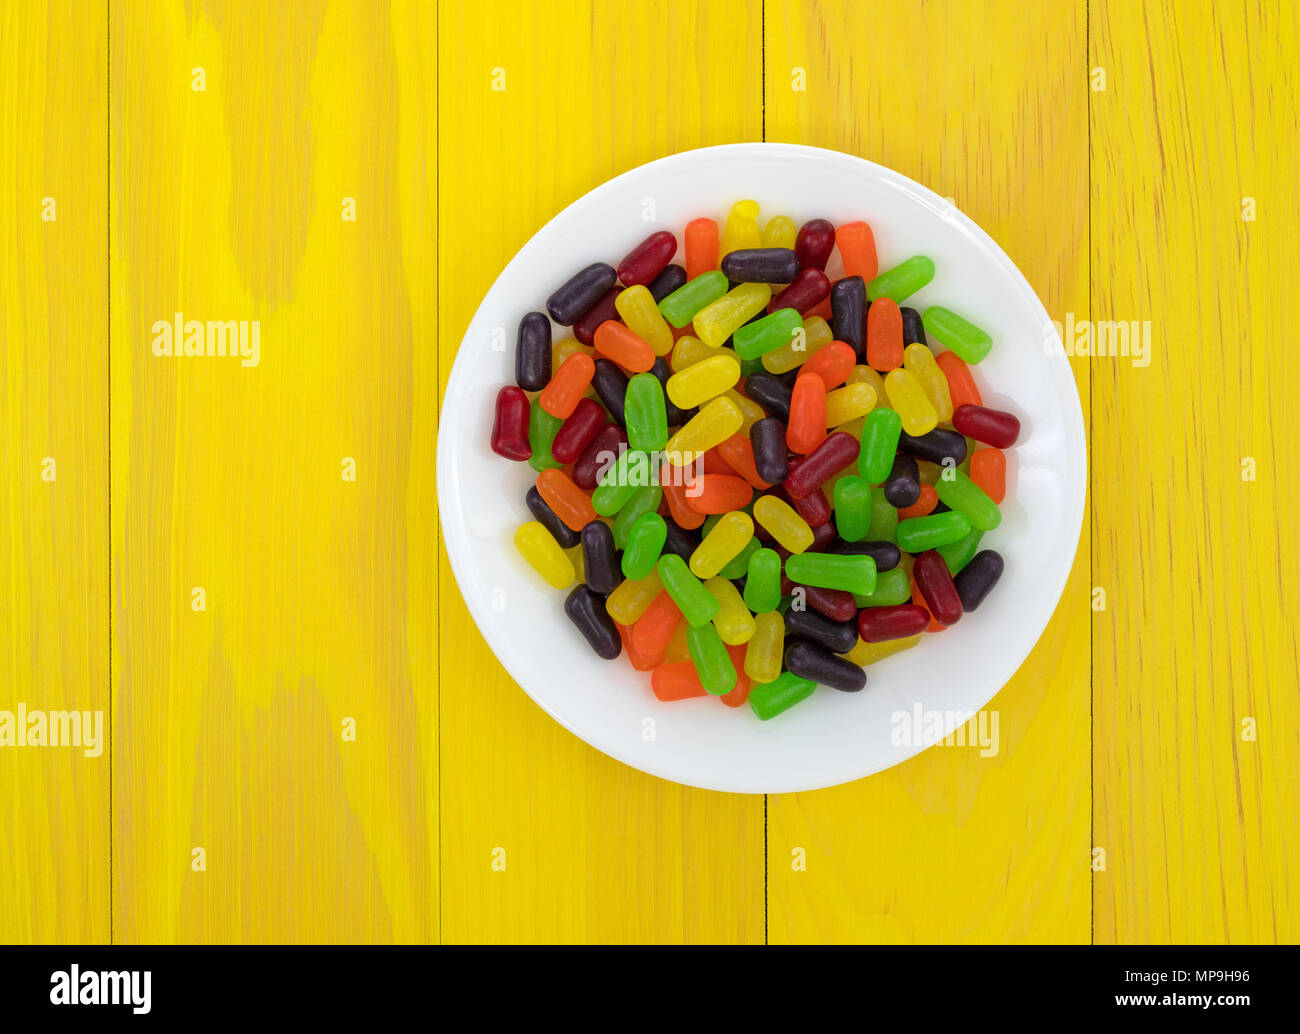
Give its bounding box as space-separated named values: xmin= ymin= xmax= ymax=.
xmin=912 ymin=550 xmax=963 ymax=625
xmin=617 ymin=230 xmax=677 ymax=287
xmin=858 ymin=604 xmax=930 ymax=643
xmin=769 ymin=268 xmax=831 ymax=315
xmin=794 ymin=218 xmax=835 ymax=271
xmin=551 ymin=398 xmax=607 ymax=464
xmin=490 ymin=386 xmax=532 ymax=461
xmin=574 ymin=286 xmax=622 ymax=345
xmin=572 ymin=424 xmax=626 ymax=491
xmin=953 ymin=404 xmax=1020 ymax=449
xmin=784 ymin=431 xmax=860 ymax=499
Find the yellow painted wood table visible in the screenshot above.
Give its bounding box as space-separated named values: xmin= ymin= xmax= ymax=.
xmin=0 ymin=0 xmax=1295 ymax=944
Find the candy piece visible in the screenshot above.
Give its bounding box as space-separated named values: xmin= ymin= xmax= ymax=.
xmin=661 ymin=516 xmax=700 ymax=562
xmin=573 ymin=424 xmax=626 ymax=491
xmin=666 ymin=354 xmax=741 ymax=409
xmin=573 ymin=288 xmax=622 ymax=346
xmin=762 ymin=215 xmax=797 ymax=249
xmin=904 ymin=343 xmax=953 ymax=423
xmin=648 ymin=264 xmax=688 ymax=303
xmin=719 ymin=200 xmax=761 ymax=256
xmin=858 ymin=604 xmax=930 ymax=642
xmin=594 ymin=320 xmax=655 ymax=373
xmin=883 ymin=367 xmax=938 ymax=436
xmin=564 ymin=585 xmax=621 ymax=659
xmin=936 ymin=526 xmax=983 ymax=575
xmin=683 ymin=621 xmax=735 ymax=695
xmin=794 ymin=218 xmax=835 ymax=271
xmin=551 ymin=397 xmax=605 ymax=464
xmin=865 ymin=296 xmax=903 ymax=372
xmin=536 ymin=469 xmax=596 ymax=532
xmin=835 ymin=221 xmax=878 ymax=281
xmin=651 ymin=660 xmax=710 ymax=701
xmin=671 ymin=334 xmax=713 ymax=372
xmin=753 ymin=495 xmax=814 ymax=553
xmin=516 ymin=311 xmax=552 ymax=390
xmin=706 ymin=577 xmax=756 ymax=645
xmin=615 ymin=285 xmax=674 ymax=358
xmin=525 ymin=491 xmax=581 ymax=558
xmin=744 ymin=372 xmax=793 ymax=422
xmin=769 ymin=269 xmax=830 ymax=315
xmin=785 ymin=639 xmax=866 ymax=692
xmin=587 ymin=358 xmax=627 ymax=426
xmin=749 ymin=671 xmax=817 ymax=720
xmin=825 ymin=382 xmax=877 ymax=426
xmin=548 ymin=263 xmax=618 ymax=325
xmin=796 ymin=585 xmax=857 ymax=622
xmin=722 ymin=388 xmax=765 ymax=433
xmin=718 ymin=535 xmax=760 ymax=580
xmin=684 ymin=217 xmax=719 ymax=279
xmin=491 ymin=386 xmax=532 ymax=461
xmin=744 ymin=611 xmax=785 ymax=684
xmin=721 ymin=248 xmax=800 ymax=284
xmin=896 ymin=483 xmax=938 ymax=520
xmin=732 ymin=307 xmax=802 ymax=362
xmin=787 ymin=372 xmax=828 ymax=455
xmin=785 ymin=552 xmax=876 ymax=596
xmin=868 ymin=256 xmax=935 ymax=302
xmin=665 ymin=397 xmax=743 ymax=465
xmin=692 ymin=282 xmax=771 ymax=347
xmin=858 ymin=407 xmax=902 ymax=484
xmin=527 ymin=403 xmax=564 ymax=472
xmin=801 ymin=341 xmax=857 ymax=391
xmin=935 ymin=467 xmax=1001 ymax=531
xmin=824 ymin=538 xmax=900 ymax=570
xmin=833 ymin=476 xmax=873 ymax=542
xmin=659 ymin=271 xmax=729 ymax=330
xmin=785 ymin=431 xmax=859 ymax=498
xmin=896 ymin=510 xmax=973 ymax=552
xmin=514 ymin=521 xmax=576 ymax=589
xmin=897 ymin=428 xmax=967 ymax=467
xmin=830 ymin=276 xmax=867 ymax=358
xmin=606 ymin=569 xmax=662 ymax=624
xmin=954 ymin=549 xmax=1004 ymax=611
xmin=623 ymin=372 xmax=668 ymax=453
xmin=853 ymin=566 xmax=912 ymax=607
xmin=661 ymin=470 xmax=706 ymax=531
xmin=612 ymin=484 xmax=663 ymax=548
xmin=622 ymin=512 xmax=667 ymax=579
xmin=581 ymin=520 xmax=621 ymax=594
xmin=881 ymin=452 xmax=919 ymax=507
xmin=922 ymin=306 xmax=993 ymax=363
xmin=865 ymin=485 xmax=900 ymax=542
xmin=717 ymin=434 xmax=771 ymax=489
xmin=762 ymin=315 xmax=833 ymax=374
xmin=592 ymin=448 xmax=653 ymax=516
xmin=750 ymin=418 xmax=789 ymax=485
xmin=540 ymin=352 xmax=596 ymax=419
xmin=783 ymin=607 xmax=859 ymax=654
xmin=618 ymin=230 xmax=677 ymax=287
xmin=657 ymin=553 xmax=720 ymax=627
xmin=952 ymin=404 xmax=1020 ymax=448
xmin=686 ymin=474 xmax=752 ymax=515
xmin=690 ymin=510 xmax=754 ymax=579
xmin=913 ymin=549 xmax=963 ymax=625
xmin=900 ymin=306 xmax=926 ymax=345
xmin=743 ymin=548 xmax=782 ymax=614
xmin=843 ymin=633 xmax=921 ymax=665
xmin=969 ymin=448 xmax=1006 ymax=503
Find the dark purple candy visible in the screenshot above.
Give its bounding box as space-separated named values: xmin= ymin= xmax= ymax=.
xmin=750 ymin=418 xmax=789 ymax=485
xmin=515 ymin=311 xmax=552 ymax=391
xmin=721 ymin=248 xmax=800 ymax=284
xmin=548 ymin=263 xmax=618 ymax=326
xmin=783 ymin=606 xmax=858 ymax=654
xmin=564 ymin=584 xmax=622 ymax=659
xmin=785 ymin=639 xmax=866 ymax=692
xmin=954 ymin=550 xmax=1004 ymax=611
xmin=745 ymin=373 xmax=793 ymax=422
xmin=526 ymin=486 xmax=581 ymax=549
xmin=830 ymin=276 xmax=866 ymax=359
xmin=648 ymin=263 xmax=688 ymax=302
xmin=580 ymin=521 xmax=622 ymax=595
xmin=591 ymin=358 xmax=629 ymax=427
xmin=883 ymin=453 xmax=921 ymax=508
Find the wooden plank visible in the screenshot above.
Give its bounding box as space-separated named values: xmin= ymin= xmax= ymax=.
xmin=436 ymin=0 xmax=766 ymax=943
xmin=110 ymin=0 xmax=439 ymax=942
xmin=1091 ymin=0 xmax=1300 ymax=943
xmin=764 ymin=0 xmax=1091 ymax=943
xmin=0 ymin=0 xmax=110 ymax=944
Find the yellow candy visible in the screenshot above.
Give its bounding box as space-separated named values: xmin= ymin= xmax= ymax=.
xmin=671 ymin=334 xmax=714 ymax=371
xmin=825 ymin=382 xmax=877 ymax=427
xmin=744 ymin=612 xmax=785 ymax=684
xmin=722 ymin=388 xmax=765 ymax=434
xmin=753 ymin=495 xmax=814 ymax=553
xmin=606 ymin=570 xmax=662 ymax=625
xmin=615 ymin=284 xmax=674 ymax=357
xmin=665 ymin=397 xmax=743 ymax=466
xmin=690 ymin=511 xmax=754 ymax=579
xmin=835 ymin=416 xmax=866 ymax=440
xmin=884 ymin=367 xmax=938 ymax=436
xmin=761 ymin=315 xmax=834 ymax=374
xmin=706 ymin=577 xmax=756 ymax=645
xmin=693 ymin=282 xmax=771 ymax=348
xmin=847 ymin=363 xmax=886 ymax=399
xmin=666 ymin=354 xmax=741 ymax=409
xmin=720 ymin=200 xmax=761 ymax=257
xmin=567 ymin=544 xmax=586 ymax=583
xmin=762 ymin=215 xmax=797 ymax=250
xmin=665 ymin=619 xmax=691 ymax=662
xmin=514 ymin=522 xmax=575 ymax=589
xmin=903 ymin=343 xmax=953 ymax=423
xmin=842 ymin=634 xmax=922 ymax=666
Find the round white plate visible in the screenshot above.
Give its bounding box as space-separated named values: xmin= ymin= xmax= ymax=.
xmin=437 ymin=143 xmax=1085 ymax=794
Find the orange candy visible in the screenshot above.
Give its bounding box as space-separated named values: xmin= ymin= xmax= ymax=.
xmin=651 ymin=660 xmax=710 ymax=701
xmin=716 ymin=434 xmax=771 ymax=489
xmin=632 ymin=591 xmax=683 ymax=657
xmin=536 ymin=468 xmax=597 ymax=531
xmin=896 ymin=483 xmax=938 ymax=520
xmin=661 ymin=467 xmax=706 ymax=530
xmin=539 ymin=352 xmax=595 ymax=418
xmin=686 ymin=474 xmax=753 ymax=515
xmin=935 ymin=350 xmax=983 ymax=410
xmin=594 ymin=320 xmax=655 ymax=373
xmin=787 ymin=371 xmax=828 ymax=454
xmin=684 ymin=217 xmax=720 ymax=280
xmin=969 ymin=448 xmax=1006 ymax=503
xmin=718 ymin=644 xmax=753 ymax=708
xmin=618 ymin=623 xmax=664 ymax=671
xmin=700 ymin=447 xmax=740 ymax=477
xmin=836 ymin=221 xmax=878 ymax=281
xmin=865 ymin=297 xmax=904 ymax=372
xmin=800 ymin=340 xmax=856 ymax=390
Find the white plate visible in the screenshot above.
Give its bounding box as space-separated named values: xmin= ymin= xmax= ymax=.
xmin=437 ymin=143 xmax=1085 ymax=794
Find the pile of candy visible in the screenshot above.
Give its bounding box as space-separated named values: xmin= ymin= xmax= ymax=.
xmin=491 ymin=203 xmax=1017 ymax=720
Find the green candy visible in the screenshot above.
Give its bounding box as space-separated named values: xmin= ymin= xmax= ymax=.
xmin=612 ymin=484 xmax=663 ymax=548
xmin=719 ymin=535 xmax=761 ymax=580
xmin=527 ymin=404 xmax=564 ymax=472
xmin=687 ymin=622 xmax=736 ymax=695
xmin=865 ymin=486 xmax=899 ymax=542
xmin=937 ymin=527 xmax=983 ymax=575
xmin=832 ymin=476 xmax=874 ymax=542
xmin=867 ymin=255 xmax=935 ymax=303
xmin=624 ymin=373 xmax=668 ymax=453
xmin=657 ymin=553 xmax=720 ymax=627
xmin=785 ymin=552 xmax=877 ymax=596
xmin=859 ymin=408 xmax=903 ymax=484
xmin=922 ymin=306 xmax=993 ymax=364
xmin=895 ymin=510 xmax=972 ymax=552
xmin=742 ymin=547 xmax=782 ymax=613
xmin=732 ymin=307 xmax=802 ymax=361
xmin=935 ymin=468 xmax=1001 ymax=531
xmin=853 ymin=567 xmax=912 ymax=608
xmin=592 ymin=448 xmax=653 ymax=516
xmin=659 ymin=271 xmax=728 ymax=329
xmin=749 ymin=672 xmax=817 ymax=721
xmin=621 ymin=512 xmax=667 ymax=580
